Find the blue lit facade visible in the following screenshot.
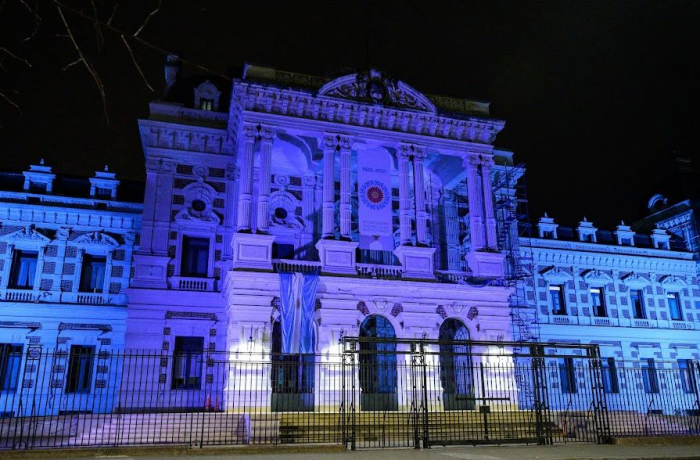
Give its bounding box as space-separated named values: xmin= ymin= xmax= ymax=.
xmin=0 ymin=62 xmax=698 ymax=418
xmin=0 ymin=164 xmax=141 ymax=415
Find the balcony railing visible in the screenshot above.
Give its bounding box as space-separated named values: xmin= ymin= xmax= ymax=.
xmin=1 ymin=289 xmax=125 ymax=305
xmin=170 ymin=276 xmax=216 ymax=292
xmin=272 ymin=259 xmax=322 ymax=273
xmin=356 ymin=263 xmax=403 ymax=280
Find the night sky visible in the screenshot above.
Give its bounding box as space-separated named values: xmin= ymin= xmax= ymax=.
xmin=2 ymin=1 xmax=699 ymax=229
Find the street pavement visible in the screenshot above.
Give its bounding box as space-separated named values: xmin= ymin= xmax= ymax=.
xmin=54 ymin=444 xmax=700 ymax=460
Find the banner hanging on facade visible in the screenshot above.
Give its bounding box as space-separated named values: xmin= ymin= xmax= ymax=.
xmin=358 ymin=149 xmax=394 ymax=250
xmin=279 ymin=272 xmax=318 ymax=354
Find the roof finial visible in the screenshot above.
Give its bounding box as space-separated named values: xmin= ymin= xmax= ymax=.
xmin=543 ymin=212 xmax=549 ymax=218
xmin=39 ymin=158 xmax=45 ymax=165
xmin=583 ymin=216 xmax=588 ymax=222
xmin=104 ymin=165 xmax=109 ymax=172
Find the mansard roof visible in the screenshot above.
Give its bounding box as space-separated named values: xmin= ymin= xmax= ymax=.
xmin=241 ymin=64 xmax=493 ymax=119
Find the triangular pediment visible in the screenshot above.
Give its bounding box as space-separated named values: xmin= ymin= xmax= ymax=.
xmin=318 ymin=69 xmax=437 ymax=113
xmin=0 ymin=226 xmax=51 ymax=243
xmin=73 ymin=231 xmax=119 ymax=247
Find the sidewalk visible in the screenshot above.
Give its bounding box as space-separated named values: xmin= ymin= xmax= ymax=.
xmin=4 ymin=442 xmax=700 ymax=460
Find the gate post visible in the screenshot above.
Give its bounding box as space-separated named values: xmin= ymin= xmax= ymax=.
xmin=530 ymin=345 xmax=551 ymax=445
xmin=419 ymin=341 xmax=429 ymax=449
xmin=586 ymin=346 xmax=611 ymax=444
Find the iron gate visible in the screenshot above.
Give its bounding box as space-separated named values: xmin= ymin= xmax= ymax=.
xmin=341 ymin=338 xmax=611 ymax=449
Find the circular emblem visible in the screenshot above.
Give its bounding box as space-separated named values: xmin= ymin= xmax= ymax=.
xmin=360 ymin=180 xmax=390 ymax=210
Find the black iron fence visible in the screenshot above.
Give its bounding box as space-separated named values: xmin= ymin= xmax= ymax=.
xmin=0 ymin=342 xmax=698 ymax=450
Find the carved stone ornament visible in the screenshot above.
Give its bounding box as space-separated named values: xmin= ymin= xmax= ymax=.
xmin=540 ymin=265 xmax=574 ymax=280
xmin=73 ymin=231 xmax=119 ymax=247
xmin=449 ymin=303 xmax=467 ymax=315
xmin=165 ymin=311 xmax=218 ymax=322
xmin=467 ymin=306 xmax=479 ymax=320
xmin=660 ymin=275 xmax=688 ymax=288
xmin=0 ymin=225 xmax=51 ymax=243
xmin=372 ymin=299 xmax=393 ymax=313
xmin=318 ymin=69 xmax=437 ymax=113
xmin=357 ymin=301 xmax=370 ymax=316
xmin=582 ymin=269 xmax=613 ymax=284
xmin=436 ymin=305 xmax=448 ymax=319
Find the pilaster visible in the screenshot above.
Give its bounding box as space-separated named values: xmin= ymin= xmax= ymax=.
xmin=397 ymin=144 xmax=413 ymax=246
xmin=236 ymin=124 xmax=257 ymax=232
xmin=465 ymin=153 xmax=485 ymax=251
xmin=255 ymin=126 xmax=275 ymax=233
xmin=338 ymin=135 xmax=352 ymax=240
xmin=321 ymin=134 xmax=337 ymax=239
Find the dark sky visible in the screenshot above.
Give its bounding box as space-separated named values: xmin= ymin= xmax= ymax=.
xmin=2 ymin=1 xmax=700 ymax=228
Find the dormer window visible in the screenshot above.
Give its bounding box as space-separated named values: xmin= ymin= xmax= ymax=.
xmin=620 ymin=238 xmax=632 ymax=246
xmin=199 ymin=98 xmax=213 ymax=111
xmin=193 ymin=81 xmax=221 ymax=112
xmin=95 ymin=187 xmax=112 ymax=199
xmin=543 ymin=230 xmax=555 ymax=239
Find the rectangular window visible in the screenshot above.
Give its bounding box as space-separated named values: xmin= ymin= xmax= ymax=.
xmin=95 ymin=188 xmax=112 ymax=199
xmin=172 ymin=336 xmax=203 ymax=390
xmin=79 ymin=255 xmax=106 ymax=293
xmin=601 ymin=357 xmax=619 ymax=394
xmin=550 ymin=285 xmax=566 ymax=315
xmin=631 ymin=289 xmax=646 ymax=319
xmin=66 ymin=346 xmax=94 ymax=394
xmin=678 ymin=359 xmax=696 ymax=394
xmin=559 ymin=357 xmax=577 ymax=394
xmin=0 ymin=344 xmax=22 ymax=391
xmin=9 ymin=250 xmax=38 ymax=289
xmin=642 ymin=358 xmax=660 ymax=394
xmin=668 ymin=292 xmax=683 ymax=321
xmin=590 ymin=288 xmax=607 ymax=317
xmin=181 ymin=236 xmax=209 ymax=277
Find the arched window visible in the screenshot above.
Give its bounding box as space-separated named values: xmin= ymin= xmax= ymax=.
xmin=270 ymin=320 xmax=315 ymax=412
xmin=359 ymin=315 xmax=398 ymax=411
xmin=439 ymin=318 xmax=474 ymax=410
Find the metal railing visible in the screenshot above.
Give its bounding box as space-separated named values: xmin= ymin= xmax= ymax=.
xmin=0 ymin=344 xmax=698 ymax=450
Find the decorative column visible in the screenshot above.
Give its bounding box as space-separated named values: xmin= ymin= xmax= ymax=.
xmin=72 ymin=249 xmax=84 ymax=292
xmin=465 ymin=153 xmax=485 ymax=251
xmin=480 ymin=156 xmax=498 ymax=249
xmin=236 ymin=124 xmax=257 ymax=232
xmin=394 ymin=143 xmax=435 ymax=279
xmin=338 ymin=136 xmax=352 ymax=240
xmin=397 ymin=144 xmax=412 ymax=245
xmin=102 ymin=251 xmax=113 ymax=295
xmin=443 ymin=192 xmax=462 ymax=271
xmin=465 ymin=153 xmax=505 ymax=279
xmin=32 ymin=246 xmax=46 ymax=291
xmin=231 ymin=123 xmax=275 ymax=270
xmin=153 ymin=161 xmax=175 ymax=256
xmin=412 ymin=146 xmax=428 ymax=246
xmin=1 ymin=244 xmax=15 ymax=289
xmin=255 ymin=126 xmax=275 ymax=234
xmin=321 ymin=134 xmax=337 ymax=239
xmin=316 ymin=133 xmax=358 ymax=274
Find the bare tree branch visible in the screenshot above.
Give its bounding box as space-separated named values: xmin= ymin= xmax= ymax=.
xmin=0 ymin=91 xmax=21 ymax=113
xmin=52 ymin=0 xmax=230 ymax=81
xmin=0 ymin=48 xmax=32 ymax=67
xmin=90 ymin=0 xmax=105 ymax=52
xmin=121 ymin=35 xmax=154 ymax=92
xmin=61 ymin=57 xmax=81 ymax=71
xmin=56 ymin=5 xmax=109 ymax=123
xmin=21 ymin=0 xmax=41 ymax=42
xmin=107 ymin=3 xmax=119 ymax=26
xmin=134 ymin=0 xmax=162 ymax=37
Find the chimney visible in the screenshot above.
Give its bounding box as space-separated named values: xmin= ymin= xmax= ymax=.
xmin=164 ymin=53 xmax=181 ymax=95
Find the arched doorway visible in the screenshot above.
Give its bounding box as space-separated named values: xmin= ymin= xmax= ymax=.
xmin=270 ymin=319 xmax=315 ymax=412
xmin=439 ymin=318 xmax=474 ymax=410
xmin=359 ymin=315 xmax=398 ymax=411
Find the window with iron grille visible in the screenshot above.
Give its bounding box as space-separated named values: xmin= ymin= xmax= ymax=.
xmin=66 ymin=346 xmax=94 ymax=394
xmin=642 ymin=358 xmax=660 ymax=394
xmin=172 ymin=336 xmax=203 ymax=390
xmin=558 ymin=357 xmax=577 ymax=394
xmin=0 ymin=344 xmax=22 ymax=391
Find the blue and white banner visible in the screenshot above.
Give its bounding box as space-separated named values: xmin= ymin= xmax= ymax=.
xmin=358 ymin=150 xmax=393 ymax=249
xmin=279 ymin=272 xmax=319 ymax=354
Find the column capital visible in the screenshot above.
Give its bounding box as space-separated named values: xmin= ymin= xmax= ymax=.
xmin=242 ymin=123 xmax=276 ymax=143
xmin=480 ymin=155 xmax=495 ymax=167
xmin=463 ymin=152 xmax=482 ymax=168
xmin=322 ymin=133 xmax=351 ymax=151
xmin=398 ymin=142 xmax=426 ymax=159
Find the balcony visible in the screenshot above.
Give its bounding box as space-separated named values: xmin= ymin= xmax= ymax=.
xmin=272 ymin=259 xmax=322 ymax=273
xmin=0 ymin=289 xmax=125 ymax=305
xmin=631 ymin=318 xmax=656 ymax=328
xmin=670 ymin=320 xmax=695 ymax=330
xmin=62 ymin=291 xmax=126 ymax=305
xmin=356 ymin=263 xmax=403 ymax=280
xmin=170 ymin=276 xmax=216 ymax=292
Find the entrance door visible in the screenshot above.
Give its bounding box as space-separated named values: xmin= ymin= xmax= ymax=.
xmin=271 ymin=320 xmax=315 ymax=412
xmin=439 ymin=319 xmax=475 ymax=410
xmin=358 ymin=315 xmax=398 ymax=411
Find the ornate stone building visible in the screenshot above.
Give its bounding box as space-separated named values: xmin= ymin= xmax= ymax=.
xmin=0 ymin=163 xmax=141 ymax=415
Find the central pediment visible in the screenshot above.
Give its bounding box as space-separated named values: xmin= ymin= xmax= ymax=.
xmin=318 ymin=69 xmax=437 ymax=113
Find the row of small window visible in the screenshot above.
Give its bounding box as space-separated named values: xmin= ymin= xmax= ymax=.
xmin=549 ymin=285 xmax=684 ymax=321
xmin=7 ymin=250 xmax=107 ymax=292
xmin=0 ymin=338 xmax=206 ymax=394
xmin=558 ymin=357 xmax=697 ymax=395
xmin=0 ymin=344 xmax=95 ymax=393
